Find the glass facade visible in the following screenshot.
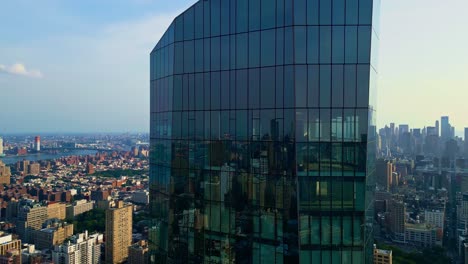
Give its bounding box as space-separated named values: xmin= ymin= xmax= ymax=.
xmin=150 ymin=0 xmax=379 ymax=263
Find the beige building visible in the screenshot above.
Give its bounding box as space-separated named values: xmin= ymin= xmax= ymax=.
xmin=105 ymin=201 xmax=133 ymax=264
xmin=34 ymin=222 xmax=74 ymax=250
xmin=374 ymin=245 xmax=392 ymax=264
xmin=128 ymin=240 xmax=149 ymax=264
xmin=28 ymin=163 xmax=40 ymax=175
xmin=0 ymin=161 xmax=11 ymax=185
xmin=47 ymin=203 xmax=67 ymax=220
xmin=16 ymin=201 xmax=48 ymax=243
xmin=66 ymin=199 xmax=94 ymax=219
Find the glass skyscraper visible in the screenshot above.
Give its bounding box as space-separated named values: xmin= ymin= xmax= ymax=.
xmin=150 ymin=0 xmax=379 ymax=263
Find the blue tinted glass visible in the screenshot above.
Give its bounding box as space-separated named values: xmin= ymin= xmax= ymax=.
xmin=249 ymin=31 xmax=260 ymax=68
xmin=194 ymin=2 xmax=203 ymax=38
xmin=307 ymin=26 xmax=319 ymax=64
xmin=284 ymin=27 xmax=294 ymax=65
xmin=184 ymin=40 xmax=194 ymax=73
xmin=294 ymin=26 xmax=307 ymax=64
xmin=249 ymin=0 xmax=260 ymax=31
xmin=221 ymin=36 xmax=230 ymax=70
xmin=275 ymin=66 xmax=284 ymax=107
xmin=237 ymin=33 xmax=248 ymax=69
xmin=332 ymin=0 xmax=345 ymax=24
xmin=295 ymin=65 xmax=307 ymax=107
xmin=344 ymin=65 xmax=356 ymax=107
xmin=308 ymin=65 xmax=319 ymax=108
xmin=194 ymin=39 xmax=203 ymax=72
xmin=346 ymin=0 xmax=358 ymax=24
xmin=319 ymin=0 xmax=331 ymax=25
xmin=261 ymin=67 xmax=275 ymax=108
xmin=236 ymin=0 xmax=248 ymax=33
xmin=203 ymin=73 xmax=211 ymax=110
xmin=357 ymin=26 xmax=372 ymax=63
xmin=284 ymin=66 xmax=294 ymax=108
xmin=211 ymin=0 xmax=221 ymax=36
xmin=211 ymin=72 xmax=221 ymax=110
xmin=356 ymin=65 xmax=370 ymax=107
xmin=174 ymin=17 xmax=184 ymax=42
xmin=319 ymin=26 xmax=332 ymax=64
xmin=184 ymin=8 xmax=194 ymax=40
xmin=261 ymin=0 xmax=276 ymax=29
xmin=203 ymin=1 xmax=211 ymax=37
xmin=220 ymin=72 xmax=229 ymax=109
xmin=230 ymin=0 xmax=236 ymax=33
xmin=249 ymin=68 xmax=260 ymax=109
xmin=261 ymin=29 xmax=276 ymax=67
xmin=345 ymin=26 xmax=357 ymax=63
xmin=359 ymin=0 xmax=373 ymax=24
xmin=174 ymin=42 xmax=183 ymax=74
xmin=320 ymin=65 xmax=331 ymax=107
xmin=230 ymin=35 xmax=236 ymax=69
xmin=332 ymin=26 xmax=345 ymax=63
xmin=203 ymin=38 xmax=211 ymax=71
xmin=276 ymin=0 xmax=285 ymax=27
xmin=236 ymin=70 xmax=248 ymax=109
xmin=331 ymin=65 xmax=344 ymax=107
xmin=276 ymin=28 xmax=284 ymax=65
xmin=285 ymin=0 xmax=293 ymax=26
xmin=307 ymin=0 xmax=319 ymax=25
xmin=211 ymin=37 xmax=220 ymax=71
xmin=294 ymin=0 xmax=306 ymax=25
xmin=195 ymin=74 xmax=203 ymax=110
xmin=173 ymin=76 xmax=182 ymax=111
xmin=220 ymin=0 xmax=230 ymax=35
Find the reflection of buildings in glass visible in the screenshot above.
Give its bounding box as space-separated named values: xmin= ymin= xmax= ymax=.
xmin=150 ymin=0 xmax=379 ymax=263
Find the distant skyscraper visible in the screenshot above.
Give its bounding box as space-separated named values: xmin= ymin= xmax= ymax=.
xmin=105 ymin=201 xmax=133 ymax=264
xmin=0 ymin=137 xmax=4 ymax=157
xmin=34 ymin=136 xmax=41 ymax=152
xmin=435 ymin=120 xmax=440 ymax=137
xmin=150 ymin=0 xmax=380 ymax=263
xmin=441 ymin=116 xmax=450 ymax=141
xmin=465 ymin=128 xmax=468 ymax=157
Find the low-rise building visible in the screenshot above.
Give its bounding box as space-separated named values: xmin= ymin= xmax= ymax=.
xmin=66 ymin=199 xmax=94 ymax=219
xmin=374 ymin=245 xmax=392 ymax=264
xmin=128 ymin=240 xmax=149 ymax=264
xmin=405 ymin=223 xmax=438 ymax=247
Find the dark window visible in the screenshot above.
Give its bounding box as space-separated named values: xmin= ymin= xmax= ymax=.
xmin=307 ymin=26 xmax=319 ymax=64
xmin=295 ymin=65 xmax=307 ymax=108
xmin=261 ymin=29 xmax=276 ymax=67
xmin=210 ymin=0 xmax=221 ymax=36
xmin=294 ymin=0 xmax=306 ymax=25
xmin=249 ymin=68 xmax=260 ymax=109
xmin=237 ymin=33 xmax=248 ymax=69
xmin=261 ymin=0 xmax=276 ymax=29
xmin=249 ymin=31 xmax=260 ymax=68
xmin=320 ymin=26 xmax=332 ymax=64
xmin=249 ymin=0 xmax=260 ymax=31
xmin=236 ymin=0 xmax=248 ymax=33
xmin=295 ymin=26 xmax=307 ymax=64
xmin=261 ymin=67 xmax=275 ymax=108
xmin=320 ymin=65 xmax=331 ymax=108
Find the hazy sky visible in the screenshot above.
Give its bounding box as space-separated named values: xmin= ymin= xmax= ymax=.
xmin=1 ymin=0 xmax=467 ymax=135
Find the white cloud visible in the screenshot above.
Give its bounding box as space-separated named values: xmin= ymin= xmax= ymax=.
xmin=0 ymin=63 xmax=43 ymax=78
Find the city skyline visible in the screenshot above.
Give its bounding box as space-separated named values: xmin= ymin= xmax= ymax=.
xmin=2 ymin=0 xmax=468 ymax=133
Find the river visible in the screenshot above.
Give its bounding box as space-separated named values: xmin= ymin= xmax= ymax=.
xmin=0 ymin=150 xmax=99 ymax=165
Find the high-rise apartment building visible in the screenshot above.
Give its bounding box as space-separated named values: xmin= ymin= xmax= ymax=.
xmin=388 ymin=199 xmax=405 ymax=242
xmin=52 ymin=231 xmax=103 ymax=264
xmin=47 ymin=203 xmax=67 ymax=220
xmin=0 ymin=161 xmax=11 ymax=185
xmin=16 ymin=200 xmax=48 ymax=243
xmin=376 ymin=159 xmax=392 ymax=191
xmin=465 ymin=128 xmax=468 ymax=157
xmin=150 ymin=0 xmax=379 ymax=263
xmin=105 ymin=201 xmax=133 ymax=264
xmin=0 ymin=137 xmax=4 ymax=157
xmin=66 ymin=199 xmax=95 ymax=219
